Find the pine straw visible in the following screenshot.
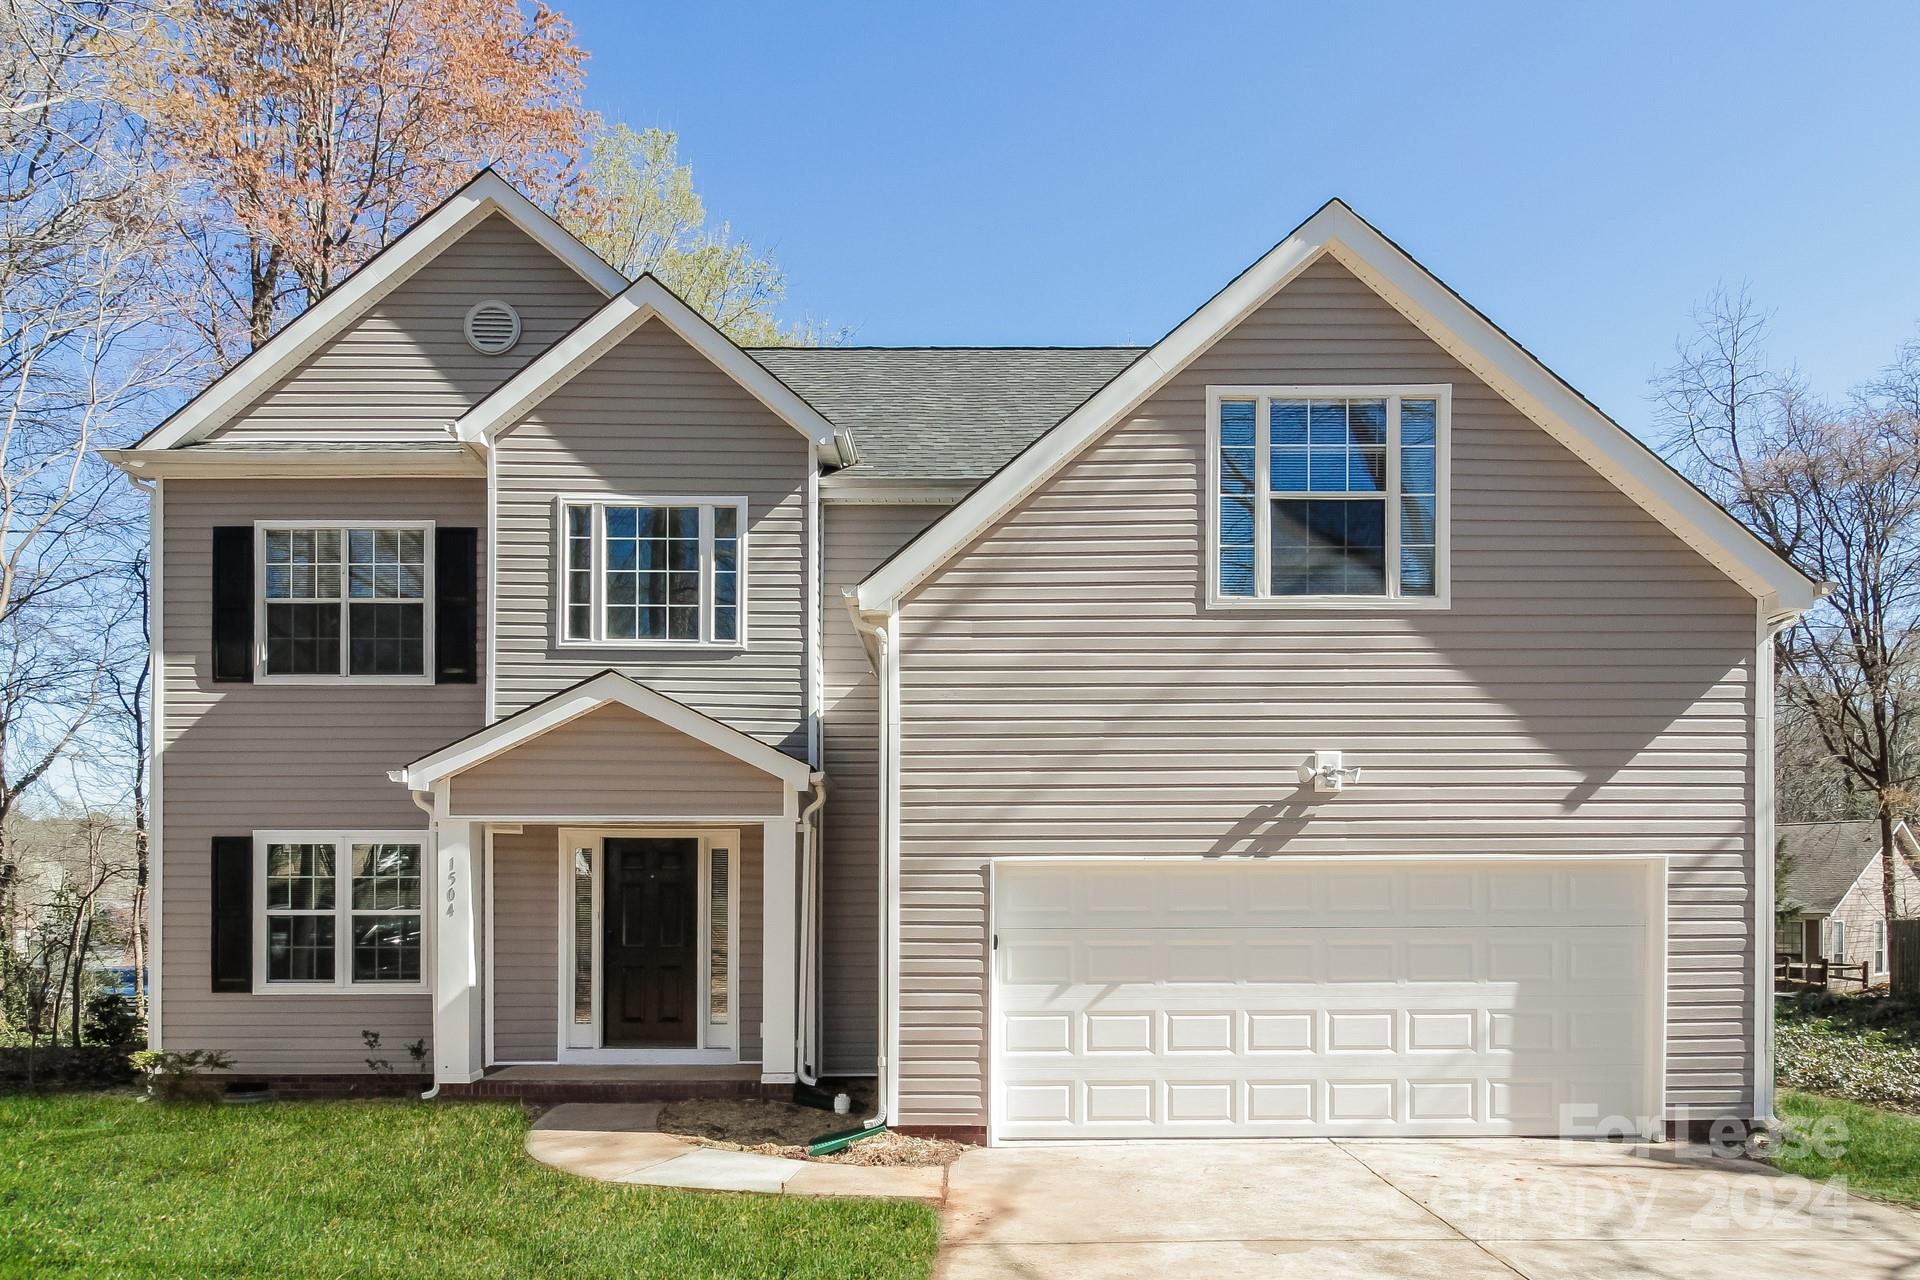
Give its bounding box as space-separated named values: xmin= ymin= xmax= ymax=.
xmin=656 ymin=1099 xmax=968 ymax=1167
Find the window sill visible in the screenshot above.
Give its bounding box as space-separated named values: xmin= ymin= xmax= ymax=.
xmin=253 ymin=674 xmax=435 ymax=686
xmin=551 ymin=640 xmax=748 ymax=654
xmin=251 ymin=981 xmax=432 ymax=996
xmin=1206 ymin=592 xmax=1453 ymax=611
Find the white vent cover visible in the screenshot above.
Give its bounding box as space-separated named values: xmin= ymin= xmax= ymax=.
xmin=463 ymin=299 xmax=522 ymax=354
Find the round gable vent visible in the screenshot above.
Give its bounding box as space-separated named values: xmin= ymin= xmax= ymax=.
xmin=464 ymin=299 xmax=522 ymax=354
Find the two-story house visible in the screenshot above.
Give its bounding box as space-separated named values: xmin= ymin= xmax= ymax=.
xmin=107 ymin=172 xmax=1823 ymax=1143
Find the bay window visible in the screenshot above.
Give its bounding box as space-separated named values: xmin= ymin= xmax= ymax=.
xmin=559 ymin=498 xmax=745 ymax=647
xmin=1210 ymin=386 xmax=1448 ymax=604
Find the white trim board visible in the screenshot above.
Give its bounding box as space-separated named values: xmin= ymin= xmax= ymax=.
xmin=136 ymin=171 xmax=627 ymax=452
xmin=854 ymin=199 xmax=1825 ymax=618
xmin=453 ymin=276 xmax=843 ymax=464
xmin=393 ymin=669 xmax=814 ymax=791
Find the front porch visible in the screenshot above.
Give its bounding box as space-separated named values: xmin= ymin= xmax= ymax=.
xmin=443 ymin=1062 xmax=789 ymax=1104
xmin=391 ymin=673 xmax=820 ymax=1094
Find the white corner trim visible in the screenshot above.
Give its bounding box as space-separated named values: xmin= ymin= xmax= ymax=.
xmin=138 ymin=172 xmax=625 ymax=452
xmin=452 ymin=276 xmax=838 ymax=455
xmin=853 ymin=200 xmax=1824 ymax=615
xmin=396 ymin=670 xmax=813 ymax=791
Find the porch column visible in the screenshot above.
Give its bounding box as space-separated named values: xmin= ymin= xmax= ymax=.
xmin=760 ymin=795 xmax=799 ymax=1083
xmin=433 ymin=812 xmax=485 ymax=1085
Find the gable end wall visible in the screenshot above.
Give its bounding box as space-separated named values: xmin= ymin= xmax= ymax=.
xmin=891 ymin=255 xmax=1760 ymax=1128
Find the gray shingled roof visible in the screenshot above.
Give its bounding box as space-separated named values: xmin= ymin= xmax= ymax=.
xmin=749 ymin=347 xmax=1143 ymax=480
xmin=1780 ymin=821 xmax=1885 ymax=915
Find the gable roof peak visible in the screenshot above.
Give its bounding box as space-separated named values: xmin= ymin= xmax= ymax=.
xmin=855 ymin=198 xmax=1824 ymax=616
xmin=131 ymin=169 xmax=627 ymax=453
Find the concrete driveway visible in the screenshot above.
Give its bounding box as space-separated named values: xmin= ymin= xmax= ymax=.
xmin=938 ymin=1137 xmax=1920 ymax=1279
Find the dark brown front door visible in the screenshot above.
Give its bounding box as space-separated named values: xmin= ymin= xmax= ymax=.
xmin=603 ymin=837 xmax=698 ymax=1046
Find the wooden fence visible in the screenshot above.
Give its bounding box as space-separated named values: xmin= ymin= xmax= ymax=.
xmin=1892 ymin=919 xmax=1920 ymax=996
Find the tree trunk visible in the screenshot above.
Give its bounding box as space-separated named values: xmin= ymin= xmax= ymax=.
xmin=1883 ymin=804 xmax=1900 ymax=994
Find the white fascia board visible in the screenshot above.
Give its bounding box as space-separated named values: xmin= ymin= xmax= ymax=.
xmin=855 ymin=200 xmax=1824 ymax=615
xmin=100 ymin=445 xmax=485 ymax=479
xmin=395 ymin=670 xmax=813 ymax=791
xmin=455 ymin=276 xmax=839 ymax=458
xmin=138 ymin=172 xmax=627 ymax=452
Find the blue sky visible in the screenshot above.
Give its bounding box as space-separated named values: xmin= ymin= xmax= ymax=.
xmin=563 ymin=1 xmax=1919 ymax=437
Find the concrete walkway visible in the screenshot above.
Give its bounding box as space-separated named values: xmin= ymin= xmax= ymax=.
xmin=524 ymin=1102 xmax=946 ymax=1201
xmin=938 ymin=1137 xmax=1920 ymax=1279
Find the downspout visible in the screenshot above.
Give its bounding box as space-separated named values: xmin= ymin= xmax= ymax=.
xmin=796 ymin=772 xmax=828 ymax=1086
xmin=406 ymin=786 xmax=441 ymax=1101
xmin=848 ymin=600 xmax=896 ymax=1131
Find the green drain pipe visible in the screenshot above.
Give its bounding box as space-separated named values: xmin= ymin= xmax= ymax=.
xmin=806 ymin=1123 xmax=887 ymax=1157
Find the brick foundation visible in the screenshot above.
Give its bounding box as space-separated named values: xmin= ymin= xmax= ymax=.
xmin=438 ymin=1077 xmax=793 ymax=1105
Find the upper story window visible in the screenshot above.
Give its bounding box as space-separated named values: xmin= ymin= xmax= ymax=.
xmin=1209 ymin=386 xmax=1448 ymax=605
xmin=255 ymin=830 xmax=428 ymax=992
xmin=257 ymin=523 xmax=433 ymax=680
xmin=558 ymin=498 xmax=745 ymax=647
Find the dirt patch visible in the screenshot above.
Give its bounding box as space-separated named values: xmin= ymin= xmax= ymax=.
xmin=656 ymin=1098 xmax=968 ymax=1167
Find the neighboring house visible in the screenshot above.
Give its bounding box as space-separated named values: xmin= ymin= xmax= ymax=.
xmin=1776 ymin=820 xmax=1920 ymax=981
xmin=105 ymin=171 xmax=1824 ymax=1143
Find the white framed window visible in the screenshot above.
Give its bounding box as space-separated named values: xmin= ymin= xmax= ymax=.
xmin=1875 ymin=919 xmax=1888 ymax=975
xmin=254 ymin=831 xmax=430 ymax=993
xmin=1207 ymin=385 xmax=1449 ymax=606
xmin=1827 ymin=919 xmax=1847 ymax=962
xmin=255 ymin=522 xmax=434 ymax=681
xmin=555 ymin=497 xmax=745 ymax=648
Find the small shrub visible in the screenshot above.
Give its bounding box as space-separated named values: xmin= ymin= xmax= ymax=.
xmin=83 ymin=993 xmax=144 ymax=1048
xmin=129 ymin=1048 xmax=234 ymax=1102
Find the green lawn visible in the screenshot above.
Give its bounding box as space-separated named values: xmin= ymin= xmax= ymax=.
xmin=1773 ymin=1089 xmax=1920 ymax=1208
xmin=0 ymin=1094 xmax=938 ymax=1279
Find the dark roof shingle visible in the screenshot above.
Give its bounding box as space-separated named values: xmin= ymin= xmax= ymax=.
xmin=1779 ymin=821 xmax=1885 ymax=915
xmin=749 ymin=346 xmax=1143 ymax=480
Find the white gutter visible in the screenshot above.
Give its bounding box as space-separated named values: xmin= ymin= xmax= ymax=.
xmin=848 ymin=604 xmax=898 ymax=1131
xmin=796 ymin=772 xmax=828 ymax=1086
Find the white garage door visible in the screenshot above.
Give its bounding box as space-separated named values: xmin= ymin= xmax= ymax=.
xmin=992 ymin=858 xmax=1662 ymax=1139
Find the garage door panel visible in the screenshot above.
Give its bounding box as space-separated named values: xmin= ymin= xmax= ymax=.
xmin=994 ymin=861 xmax=1649 ymax=933
xmin=993 ymin=859 xmax=1659 ymax=1139
xmin=998 ymin=924 xmax=1646 ymax=992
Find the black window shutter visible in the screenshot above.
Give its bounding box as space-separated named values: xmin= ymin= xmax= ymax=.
xmin=210 ymin=836 xmax=252 ymax=993
xmin=210 ymin=527 xmax=253 ymax=682
xmin=435 ymin=527 xmax=479 ymax=684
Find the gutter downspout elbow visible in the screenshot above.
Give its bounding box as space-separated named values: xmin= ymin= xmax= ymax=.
xmin=406 ymin=787 xmax=442 ymax=1101
xmin=797 ymin=772 xmax=828 ymax=1087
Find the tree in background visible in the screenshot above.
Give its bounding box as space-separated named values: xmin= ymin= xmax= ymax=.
xmin=567 ymin=125 xmax=833 ymax=346
xmin=1658 ymin=288 xmax=1920 ymax=985
xmin=143 ymin=0 xmax=594 ymax=367
xmin=0 ymin=0 xmax=178 ymax=1004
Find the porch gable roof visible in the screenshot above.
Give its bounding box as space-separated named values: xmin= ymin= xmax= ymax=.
xmin=392 ymin=670 xmax=814 ymax=793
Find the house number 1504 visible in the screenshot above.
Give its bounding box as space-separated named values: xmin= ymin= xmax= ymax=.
xmin=445 ymin=857 xmax=458 ymax=917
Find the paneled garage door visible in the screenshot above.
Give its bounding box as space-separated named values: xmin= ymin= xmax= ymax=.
xmin=992 ymin=858 xmax=1663 ymax=1139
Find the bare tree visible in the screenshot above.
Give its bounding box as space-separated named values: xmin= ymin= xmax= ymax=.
xmin=1658 ymin=292 xmax=1920 ymax=986
xmin=0 ymin=0 xmax=178 ymax=1000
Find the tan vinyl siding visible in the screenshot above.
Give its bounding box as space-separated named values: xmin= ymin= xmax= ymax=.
xmin=486 ymin=823 xmax=764 ymax=1062
xmin=207 ymin=214 xmax=609 ymax=442
xmin=892 ymin=255 xmax=1761 ymax=1128
xmin=446 ymin=703 xmax=787 ymax=819
xmin=492 ymin=318 xmax=810 ymax=757
xmin=819 ymin=503 xmax=945 ymax=1073
xmin=490 ymin=826 xmax=557 ymax=1061
xmin=159 ymin=478 xmax=485 ymax=1073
